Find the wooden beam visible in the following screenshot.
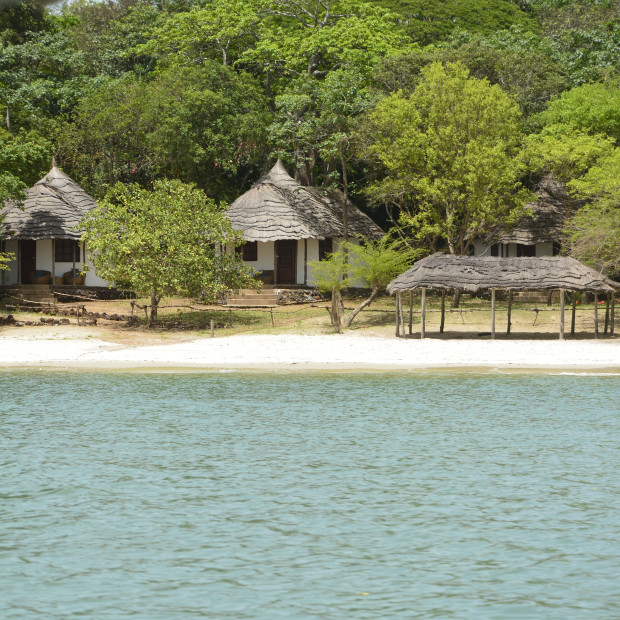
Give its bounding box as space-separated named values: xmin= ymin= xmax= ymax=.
xmin=400 ymin=295 xmax=406 ymax=337
xmin=611 ymin=295 xmax=615 ymax=337
xmin=604 ymin=292 xmax=610 ymax=335
xmin=440 ymin=290 xmax=446 ymax=334
xmin=559 ymin=289 xmax=565 ymax=340
xmin=420 ymin=288 xmax=426 ymax=339
xmin=491 ymin=288 xmax=496 ymax=339
xmin=395 ymin=293 xmax=401 ymax=337
xmin=408 ymin=290 xmax=413 ymax=335
xmin=506 ymin=290 xmax=512 ymax=335
xmin=594 ymin=293 xmax=599 ymax=339
xmin=571 ymin=293 xmax=576 ymax=335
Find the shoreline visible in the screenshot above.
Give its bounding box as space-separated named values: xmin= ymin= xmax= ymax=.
xmin=1 ymin=331 xmax=619 ymax=373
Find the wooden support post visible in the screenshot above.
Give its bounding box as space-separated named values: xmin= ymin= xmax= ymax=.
xmin=604 ymin=293 xmax=610 ymax=335
xmin=408 ymin=291 xmax=413 ymax=335
xmin=420 ymin=288 xmax=426 ymax=339
xmin=440 ymin=290 xmax=446 ymax=334
xmin=270 ymin=307 xmax=274 ymax=327
xmin=51 ymin=239 xmax=56 ymax=286
xmin=400 ymin=295 xmax=406 ymax=337
xmin=571 ymin=293 xmax=577 ymax=335
xmin=559 ymin=289 xmax=565 ymax=341
xmin=594 ymin=293 xmax=599 ymax=339
xmin=611 ymin=295 xmax=615 ymax=337
xmin=395 ymin=293 xmax=401 ymax=337
xmin=491 ymin=288 xmax=496 ymax=339
xmin=210 ymin=319 xmax=214 ymax=337
xmin=506 ymin=290 xmax=512 ymax=335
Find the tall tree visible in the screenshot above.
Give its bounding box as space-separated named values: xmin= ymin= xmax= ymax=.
xmin=81 ymin=179 xmax=257 ymax=324
xmin=360 ymin=62 xmax=528 ymax=255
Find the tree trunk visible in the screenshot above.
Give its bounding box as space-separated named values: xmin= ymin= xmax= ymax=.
xmin=345 ymin=288 xmax=378 ymax=328
xmin=331 ymin=287 xmax=344 ymax=333
xmin=451 ymin=290 xmax=461 ymax=309
xmin=149 ymin=291 xmax=160 ymax=327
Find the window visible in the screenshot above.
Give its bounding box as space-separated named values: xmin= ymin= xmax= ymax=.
xmin=242 ymin=241 xmax=257 ymax=261
xmin=319 ymin=238 xmax=333 ymax=261
xmin=516 ymin=244 xmax=536 ymax=257
xmin=491 ymin=244 xmax=499 ymax=257
xmin=55 ymin=240 xmax=81 ymax=262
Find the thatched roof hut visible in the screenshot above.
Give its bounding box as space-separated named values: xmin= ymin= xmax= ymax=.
xmin=1 ymin=166 xmax=96 ymax=240
xmin=228 ymin=160 xmax=383 ymax=241
xmin=388 ymin=254 xmax=618 ymax=294
xmin=486 ymin=176 xmax=570 ymax=247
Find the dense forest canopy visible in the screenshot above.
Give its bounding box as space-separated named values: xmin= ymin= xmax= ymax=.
xmin=1 ymin=0 xmax=619 ymax=272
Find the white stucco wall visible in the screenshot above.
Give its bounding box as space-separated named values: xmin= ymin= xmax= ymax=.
xmin=474 ymin=240 xmax=555 ymax=258
xmin=1 ymin=239 xmax=19 ymax=285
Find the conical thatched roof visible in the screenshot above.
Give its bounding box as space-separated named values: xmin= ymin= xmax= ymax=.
xmin=228 ymin=160 xmax=383 ymax=241
xmin=2 ymin=166 xmax=96 ymax=240
xmin=387 ymin=253 xmax=619 ymax=294
xmin=486 ymin=176 xmax=572 ymax=246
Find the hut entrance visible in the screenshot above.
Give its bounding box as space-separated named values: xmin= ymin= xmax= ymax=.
xmin=20 ymin=240 xmax=36 ymax=284
xmin=275 ymin=239 xmax=297 ymax=284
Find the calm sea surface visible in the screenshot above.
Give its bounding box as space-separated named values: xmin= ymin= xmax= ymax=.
xmin=1 ymin=371 xmax=619 ymax=619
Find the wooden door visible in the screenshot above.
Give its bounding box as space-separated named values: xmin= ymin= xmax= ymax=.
xmin=20 ymin=239 xmax=36 ymax=284
xmin=275 ymin=239 xmax=297 ymax=284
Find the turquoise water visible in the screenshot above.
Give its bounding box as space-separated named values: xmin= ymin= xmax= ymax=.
xmin=1 ymin=371 xmax=619 ymax=619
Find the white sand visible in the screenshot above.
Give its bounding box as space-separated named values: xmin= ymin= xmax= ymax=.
xmin=1 ymin=331 xmax=619 ymax=371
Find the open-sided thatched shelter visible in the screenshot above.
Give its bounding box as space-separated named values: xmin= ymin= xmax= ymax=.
xmin=1 ymin=165 xmax=108 ymax=287
xmin=387 ymin=254 xmax=618 ymax=339
xmin=228 ymin=160 xmax=383 ymax=285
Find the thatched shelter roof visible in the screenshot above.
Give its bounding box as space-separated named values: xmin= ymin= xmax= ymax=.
xmin=2 ymin=166 xmax=96 ymax=241
xmin=486 ymin=176 xmax=571 ymax=246
xmin=387 ymin=254 xmax=619 ymax=294
xmin=228 ymin=160 xmax=383 ymax=242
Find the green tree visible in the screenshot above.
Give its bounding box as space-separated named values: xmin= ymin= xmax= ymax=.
xmin=566 ymin=148 xmax=620 ymax=274
xmin=537 ymin=82 xmax=620 ymax=142
xmin=0 ymin=128 xmax=51 ymax=270
xmin=59 ymin=63 xmax=271 ymax=198
xmin=309 ymin=236 xmax=418 ymax=330
xmin=375 ymin=0 xmax=537 ymax=45
xmin=81 ymin=179 xmax=257 ymax=324
xmin=361 ymin=62 xmax=527 ymax=256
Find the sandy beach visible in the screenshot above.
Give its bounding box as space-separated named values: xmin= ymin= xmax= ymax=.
xmin=1 ymin=328 xmax=619 ymax=371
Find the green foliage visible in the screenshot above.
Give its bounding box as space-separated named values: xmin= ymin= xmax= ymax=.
xmin=567 ymin=148 xmax=620 ymax=274
xmin=309 ymin=247 xmax=350 ymax=293
xmin=59 ymin=63 xmax=271 ymax=198
xmin=361 ymin=62 xmax=528 ymax=255
xmin=523 ymin=125 xmax=615 ymax=180
xmin=0 ymin=29 xmax=88 ymax=133
xmin=538 ymin=82 xmax=620 ymax=142
xmin=81 ymin=179 xmax=258 ymax=321
xmin=345 ymin=236 xmax=419 ymax=291
xmin=0 ymin=128 xmax=51 ymax=203
xmin=375 ymin=0 xmax=537 ymax=45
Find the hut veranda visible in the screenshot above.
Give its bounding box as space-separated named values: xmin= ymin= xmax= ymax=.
xmin=387 ymin=254 xmax=618 ymax=340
